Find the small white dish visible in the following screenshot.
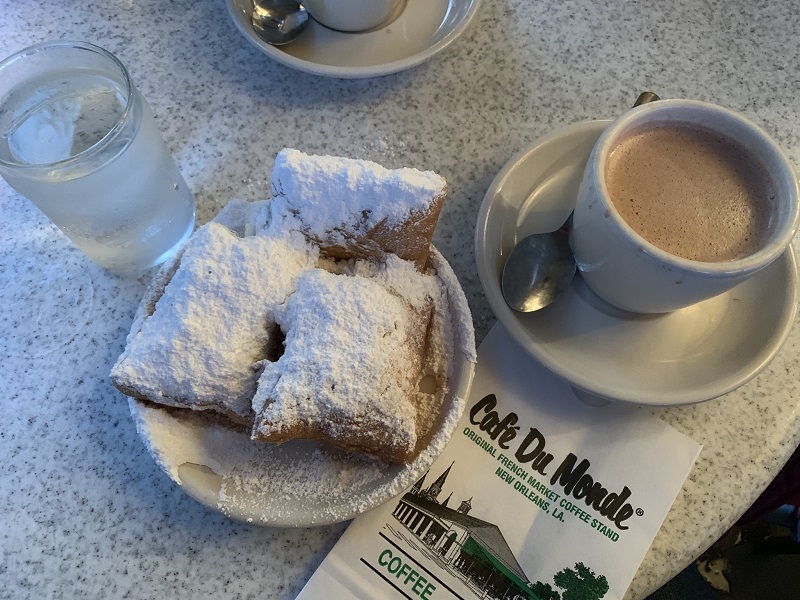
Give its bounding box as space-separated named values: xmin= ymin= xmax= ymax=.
xmin=226 ymin=0 xmax=481 ymax=78
xmin=129 ymin=247 xmax=475 ymax=526
xmin=475 ymin=120 xmax=798 ymax=406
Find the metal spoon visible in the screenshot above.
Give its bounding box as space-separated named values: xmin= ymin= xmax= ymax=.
xmin=501 ymin=92 xmax=661 ymax=312
xmin=502 ymin=216 xmax=575 ymax=312
xmin=251 ymin=0 xmax=309 ymax=46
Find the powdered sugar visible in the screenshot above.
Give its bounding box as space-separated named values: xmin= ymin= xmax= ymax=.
xmin=213 ymin=197 xmax=270 ymax=236
xmin=252 ymin=269 xmax=422 ymax=458
xmin=120 ymin=149 xmax=476 ymax=525
xmin=112 ymin=222 xmax=318 ymax=422
xmin=128 ymin=244 xmax=476 ymax=526
xmin=269 ymin=148 xmax=446 ymax=241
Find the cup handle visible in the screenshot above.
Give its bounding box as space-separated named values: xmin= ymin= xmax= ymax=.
xmin=633 ymin=91 xmax=661 ymax=106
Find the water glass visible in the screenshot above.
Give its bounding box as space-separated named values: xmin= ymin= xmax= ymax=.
xmin=0 ymin=41 xmax=195 ymax=271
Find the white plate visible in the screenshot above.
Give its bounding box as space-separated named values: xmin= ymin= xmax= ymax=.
xmin=130 ymin=246 xmax=476 ymax=526
xmin=226 ymin=0 xmax=481 ymax=78
xmin=475 ymin=120 xmax=798 ymax=406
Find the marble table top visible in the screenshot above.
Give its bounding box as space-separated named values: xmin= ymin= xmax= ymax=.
xmin=2 ymin=0 xmax=800 ymax=598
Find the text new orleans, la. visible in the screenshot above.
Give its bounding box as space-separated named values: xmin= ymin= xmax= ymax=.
xmin=469 ymin=393 xmax=639 ymax=530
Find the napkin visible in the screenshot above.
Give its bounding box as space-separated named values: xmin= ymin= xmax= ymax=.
xmin=297 ymin=323 xmax=702 ymax=600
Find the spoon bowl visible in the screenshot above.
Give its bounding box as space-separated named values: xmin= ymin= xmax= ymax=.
xmin=251 ymin=0 xmax=309 ymax=45
xmin=501 ymin=224 xmax=576 ymax=312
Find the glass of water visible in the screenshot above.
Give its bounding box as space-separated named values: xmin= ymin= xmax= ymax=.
xmin=0 ymin=41 xmax=195 ymax=271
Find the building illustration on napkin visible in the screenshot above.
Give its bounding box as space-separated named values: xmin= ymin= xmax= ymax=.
xmin=388 ymin=461 xmax=610 ymax=600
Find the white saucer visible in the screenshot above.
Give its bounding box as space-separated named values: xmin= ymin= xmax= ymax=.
xmin=475 ymin=120 xmax=798 ymax=406
xmin=226 ymin=0 xmax=481 ymax=78
xmin=129 ymin=247 xmax=475 ymax=526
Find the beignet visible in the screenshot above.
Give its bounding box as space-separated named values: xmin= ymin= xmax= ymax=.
xmin=111 ymin=221 xmax=318 ymax=424
xmin=112 ymin=149 xmax=454 ymax=464
xmin=268 ymin=148 xmax=446 ymax=269
xmin=251 ymin=265 xmax=436 ymax=463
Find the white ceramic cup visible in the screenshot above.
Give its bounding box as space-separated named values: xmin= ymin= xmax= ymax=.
xmin=303 ymin=0 xmax=403 ymax=32
xmin=571 ymin=99 xmax=800 ymax=313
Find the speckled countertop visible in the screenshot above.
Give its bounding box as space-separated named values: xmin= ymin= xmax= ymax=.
xmin=2 ymin=0 xmax=800 ymax=598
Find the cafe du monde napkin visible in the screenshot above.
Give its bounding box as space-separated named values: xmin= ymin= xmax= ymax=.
xmin=297 ymin=324 xmax=702 ymax=600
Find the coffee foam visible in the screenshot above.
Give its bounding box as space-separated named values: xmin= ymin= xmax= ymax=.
xmin=605 ymin=123 xmax=777 ymax=262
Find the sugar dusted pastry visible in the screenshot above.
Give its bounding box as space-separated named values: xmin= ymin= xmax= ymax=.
xmin=111 ymin=221 xmax=318 ymax=424
xmin=251 ymin=266 xmax=435 ymax=463
xmin=112 ymin=148 xmax=459 ymax=464
xmin=268 ymin=148 xmax=446 ymax=269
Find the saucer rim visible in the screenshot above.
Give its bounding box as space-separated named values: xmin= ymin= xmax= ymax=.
xmin=225 ymin=0 xmax=482 ymax=79
xmin=475 ymin=120 xmax=799 ymax=406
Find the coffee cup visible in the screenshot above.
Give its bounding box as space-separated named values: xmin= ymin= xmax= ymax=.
xmin=571 ymin=99 xmax=800 ymax=313
xmin=303 ymin=0 xmax=404 ymax=32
